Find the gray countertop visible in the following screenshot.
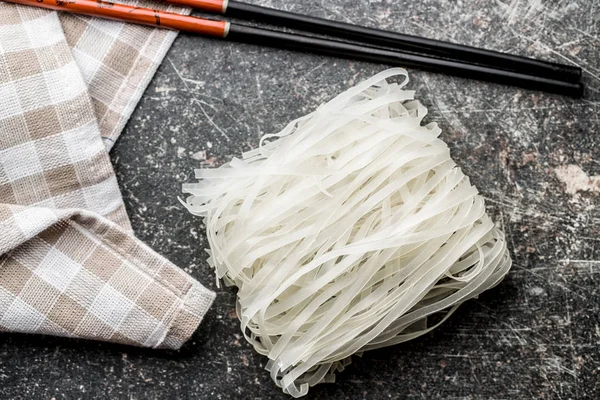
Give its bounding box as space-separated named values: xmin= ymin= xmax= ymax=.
xmin=1 ymin=0 xmax=599 ymax=399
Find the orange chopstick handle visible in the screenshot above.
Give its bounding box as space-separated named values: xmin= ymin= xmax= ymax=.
xmin=6 ymin=0 xmax=229 ymax=37
xmin=162 ymin=0 xmax=227 ymax=13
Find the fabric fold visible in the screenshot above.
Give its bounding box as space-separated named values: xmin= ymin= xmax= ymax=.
xmin=0 ymin=206 xmax=215 ymax=348
xmin=57 ymin=0 xmax=191 ymax=149
xmin=1 ymin=2 xmax=212 ymax=349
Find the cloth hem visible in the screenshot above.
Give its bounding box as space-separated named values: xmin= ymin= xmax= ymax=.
xmin=156 ymin=282 xmax=216 ymax=349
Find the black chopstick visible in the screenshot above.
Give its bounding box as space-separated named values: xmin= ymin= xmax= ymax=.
xmin=221 ymin=0 xmax=582 ymax=84
xmin=228 ymin=24 xmax=584 ymax=97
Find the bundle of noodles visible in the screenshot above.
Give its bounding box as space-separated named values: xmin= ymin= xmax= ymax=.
xmin=183 ymin=69 xmax=512 ymax=397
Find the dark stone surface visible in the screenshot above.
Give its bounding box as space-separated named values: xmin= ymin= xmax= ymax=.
xmin=1 ymin=0 xmax=599 ymax=399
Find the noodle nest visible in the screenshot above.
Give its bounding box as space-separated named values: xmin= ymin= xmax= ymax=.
xmin=183 ymin=69 xmax=512 ymax=397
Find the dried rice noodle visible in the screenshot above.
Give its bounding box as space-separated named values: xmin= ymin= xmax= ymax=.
xmin=183 ymin=69 xmax=512 ymax=397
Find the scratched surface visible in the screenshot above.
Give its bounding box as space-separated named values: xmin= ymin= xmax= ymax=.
xmin=1 ymin=0 xmax=599 ymax=399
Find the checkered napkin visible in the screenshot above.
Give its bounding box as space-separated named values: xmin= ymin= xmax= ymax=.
xmin=0 ymin=2 xmax=215 ymax=349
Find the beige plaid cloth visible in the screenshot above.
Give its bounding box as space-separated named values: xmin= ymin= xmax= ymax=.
xmin=0 ymin=2 xmax=216 ymax=349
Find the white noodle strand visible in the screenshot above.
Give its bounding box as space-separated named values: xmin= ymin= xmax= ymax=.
xmin=184 ymin=69 xmax=512 ymax=397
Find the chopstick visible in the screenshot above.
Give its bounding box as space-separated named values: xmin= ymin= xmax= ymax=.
xmin=161 ymin=0 xmax=582 ymax=84
xmin=4 ymin=0 xmax=584 ymax=97
xmin=228 ymin=25 xmax=582 ymax=97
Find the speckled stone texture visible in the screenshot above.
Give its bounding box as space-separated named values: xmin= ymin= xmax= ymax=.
xmin=1 ymin=0 xmax=599 ymax=399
